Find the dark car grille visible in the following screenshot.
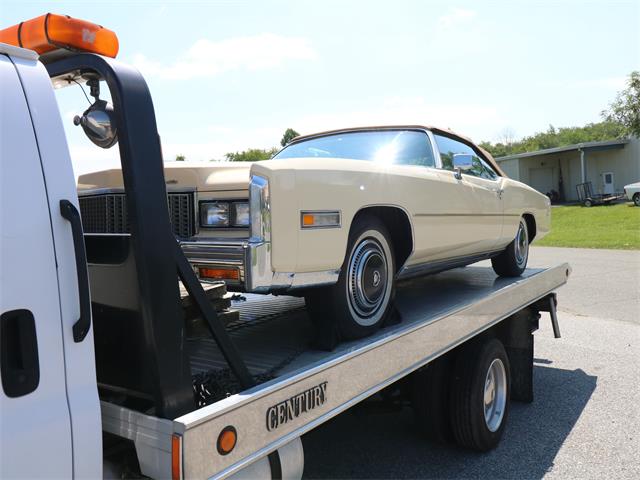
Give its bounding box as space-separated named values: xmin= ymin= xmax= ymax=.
xmin=79 ymin=192 xmax=195 ymax=239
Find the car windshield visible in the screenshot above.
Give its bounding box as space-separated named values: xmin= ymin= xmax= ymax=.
xmin=273 ymin=130 xmax=435 ymax=167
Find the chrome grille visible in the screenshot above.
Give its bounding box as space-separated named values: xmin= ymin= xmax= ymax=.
xmin=79 ymin=192 xmax=195 ymax=238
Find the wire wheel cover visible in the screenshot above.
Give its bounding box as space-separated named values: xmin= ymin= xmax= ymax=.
xmin=515 ymin=221 xmax=528 ymax=267
xmin=347 ymin=238 xmax=389 ymax=320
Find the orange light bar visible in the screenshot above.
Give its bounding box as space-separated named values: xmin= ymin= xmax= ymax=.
xmin=198 ymin=267 xmax=240 ymax=281
xmin=0 ymin=13 xmax=119 ymax=58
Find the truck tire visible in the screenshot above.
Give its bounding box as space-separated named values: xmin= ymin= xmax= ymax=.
xmin=450 ymin=338 xmax=511 ymax=452
xmin=410 ymin=355 xmax=453 ymax=443
xmin=491 ymin=217 xmax=529 ymax=277
xmin=305 ymin=214 xmax=395 ymax=346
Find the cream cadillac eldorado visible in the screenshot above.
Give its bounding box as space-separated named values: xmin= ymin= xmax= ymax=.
xmin=77 ymin=126 xmax=550 ymax=341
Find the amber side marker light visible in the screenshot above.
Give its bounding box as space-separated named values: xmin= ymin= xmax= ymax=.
xmin=171 ymin=434 xmax=182 ymax=480
xmin=301 ymin=211 xmax=341 ymax=229
xmin=198 ymin=267 xmax=240 ymax=281
xmin=0 ymin=13 xmax=119 ymax=58
xmin=217 ymin=426 xmax=238 ymax=455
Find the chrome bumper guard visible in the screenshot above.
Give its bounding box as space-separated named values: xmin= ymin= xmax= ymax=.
xmin=180 ymin=240 xmax=339 ymax=293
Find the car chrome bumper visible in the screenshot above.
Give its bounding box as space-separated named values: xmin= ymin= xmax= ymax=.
xmin=180 ymin=240 xmax=339 ymax=293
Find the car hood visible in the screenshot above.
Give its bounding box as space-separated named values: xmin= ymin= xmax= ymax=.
xmin=77 ymin=161 xmax=253 ymax=193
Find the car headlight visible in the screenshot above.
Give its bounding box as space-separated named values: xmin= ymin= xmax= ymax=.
xmin=200 ymin=202 xmax=229 ymax=227
xmin=232 ymin=202 xmax=250 ymax=227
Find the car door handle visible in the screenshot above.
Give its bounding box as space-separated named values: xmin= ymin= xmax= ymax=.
xmin=60 ymin=200 xmax=92 ymax=342
xmin=495 ymin=188 xmax=504 ymax=199
xmin=1 ymin=309 xmax=40 ymax=397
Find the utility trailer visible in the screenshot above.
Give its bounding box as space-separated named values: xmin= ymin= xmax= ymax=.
xmin=0 ymin=16 xmax=569 ymax=480
xmin=102 ymin=264 xmax=569 ymax=479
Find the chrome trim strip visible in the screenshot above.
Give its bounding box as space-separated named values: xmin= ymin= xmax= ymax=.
xmin=424 ymin=128 xmax=442 ymax=169
xmin=397 ymin=249 xmax=503 ymax=280
xmin=250 ymin=175 xmax=271 ymax=243
xmin=78 ymin=186 xmax=196 ymax=196
xmin=413 ymin=213 xmax=519 ymax=217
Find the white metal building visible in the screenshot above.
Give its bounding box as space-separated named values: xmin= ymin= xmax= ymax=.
xmin=496 ymin=137 xmax=640 ymax=202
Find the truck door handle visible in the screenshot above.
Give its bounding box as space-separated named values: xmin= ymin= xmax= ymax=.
xmin=1 ymin=309 xmax=40 ymax=397
xmin=60 ymin=200 xmax=92 ymax=342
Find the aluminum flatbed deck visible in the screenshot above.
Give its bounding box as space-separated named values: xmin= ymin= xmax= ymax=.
xmin=102 ymin=263 xmax=570 ymax=479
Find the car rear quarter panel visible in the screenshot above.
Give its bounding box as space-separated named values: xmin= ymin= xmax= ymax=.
xmin=501 ymin=178 xmax=551 ymax=242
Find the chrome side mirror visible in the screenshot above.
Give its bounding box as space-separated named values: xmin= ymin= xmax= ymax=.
xmin=74 ymin=99 xmax=118 ymax=149
xmin=452 ymin=153 xmax=474 ymax=180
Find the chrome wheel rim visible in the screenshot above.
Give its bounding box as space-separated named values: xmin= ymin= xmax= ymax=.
xmin=514 ymin=221 xmax=528 ymax=268
xmin=347 ymin=238 xmax=388 ymax=323
xmin=484 ymin=358 xmax=507 ymax=432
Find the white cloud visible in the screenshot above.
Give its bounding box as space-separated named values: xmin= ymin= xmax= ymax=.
xmin=132 ymin=34 xmax=316 ymax=80
xmin=437 ymin=8 xmax=476 ymax=29
xmin=429 ymin=8 xmax=488 ymax=58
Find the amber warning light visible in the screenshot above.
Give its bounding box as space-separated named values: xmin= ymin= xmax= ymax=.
xmin=0 ymin=13 xmax=119 ymax=58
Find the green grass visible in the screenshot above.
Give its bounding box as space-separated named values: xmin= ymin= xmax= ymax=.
xmin=536 ymin=202 xmax=640 ymax=250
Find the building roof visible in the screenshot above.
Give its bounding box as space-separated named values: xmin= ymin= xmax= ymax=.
xmin=495 ymin=138 xmax=629 ymax=162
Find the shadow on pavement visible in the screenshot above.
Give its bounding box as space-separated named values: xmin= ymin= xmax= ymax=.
xmin=302 ymin=363 xmax=596 ymax=479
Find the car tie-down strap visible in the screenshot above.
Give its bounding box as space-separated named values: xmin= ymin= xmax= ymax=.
xmin=173 ymin=241 xmax=255 ymax=389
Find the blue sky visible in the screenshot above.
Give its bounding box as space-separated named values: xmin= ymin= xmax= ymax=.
xmin=2 ymin=0 xmax=639 ymax=175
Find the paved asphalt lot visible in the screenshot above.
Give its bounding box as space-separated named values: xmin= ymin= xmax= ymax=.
xmin=302 ymin=247 xmax=640 ymax=479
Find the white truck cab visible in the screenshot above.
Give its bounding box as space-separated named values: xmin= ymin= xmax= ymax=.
xmin=0 ymin=42 xmax=101 ymax=478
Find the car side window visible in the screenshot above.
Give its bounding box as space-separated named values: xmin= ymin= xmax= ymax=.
xmin=434 ymin=134 xmax=498 ymax=180
xmin=392 ymin=131 xmax=436 ymax=168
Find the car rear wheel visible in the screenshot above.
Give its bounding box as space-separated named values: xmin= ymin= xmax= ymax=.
xmin=633 ymin=193 xmax=640 ymax=207
xmin=305 ymin=214 xmax=395 ymax=347
xmin=491 ymin=217 xmax=529 ymax=277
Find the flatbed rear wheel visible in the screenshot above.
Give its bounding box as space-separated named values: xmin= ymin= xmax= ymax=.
xmin=450 ymin=338 xmax=511 ymax=451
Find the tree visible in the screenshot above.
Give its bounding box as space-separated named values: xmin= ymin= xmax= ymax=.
xmin=480 ymin=121 xmax=626 ymax=157
xmin=280 ymin=128 xmax=300 ymax=147
xmin=175 ymin=154 xmax=185 ymax=161
xmin=224 ymin=147 xmax=279 ymax=162
xmin=602 ymin=71 xmax=640 ymax=137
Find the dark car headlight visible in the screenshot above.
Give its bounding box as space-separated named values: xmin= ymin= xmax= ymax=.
xmin=232 ymin=202 xmax=250 ymax=226
xmin=200 ymin=202 xmax=230 ymax=227
xmin=200 ymin=201 xmax=250 ymax=227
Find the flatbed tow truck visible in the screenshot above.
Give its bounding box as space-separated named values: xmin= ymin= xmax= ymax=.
xmin=0 ymin=15 xmax=569 ymax=480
